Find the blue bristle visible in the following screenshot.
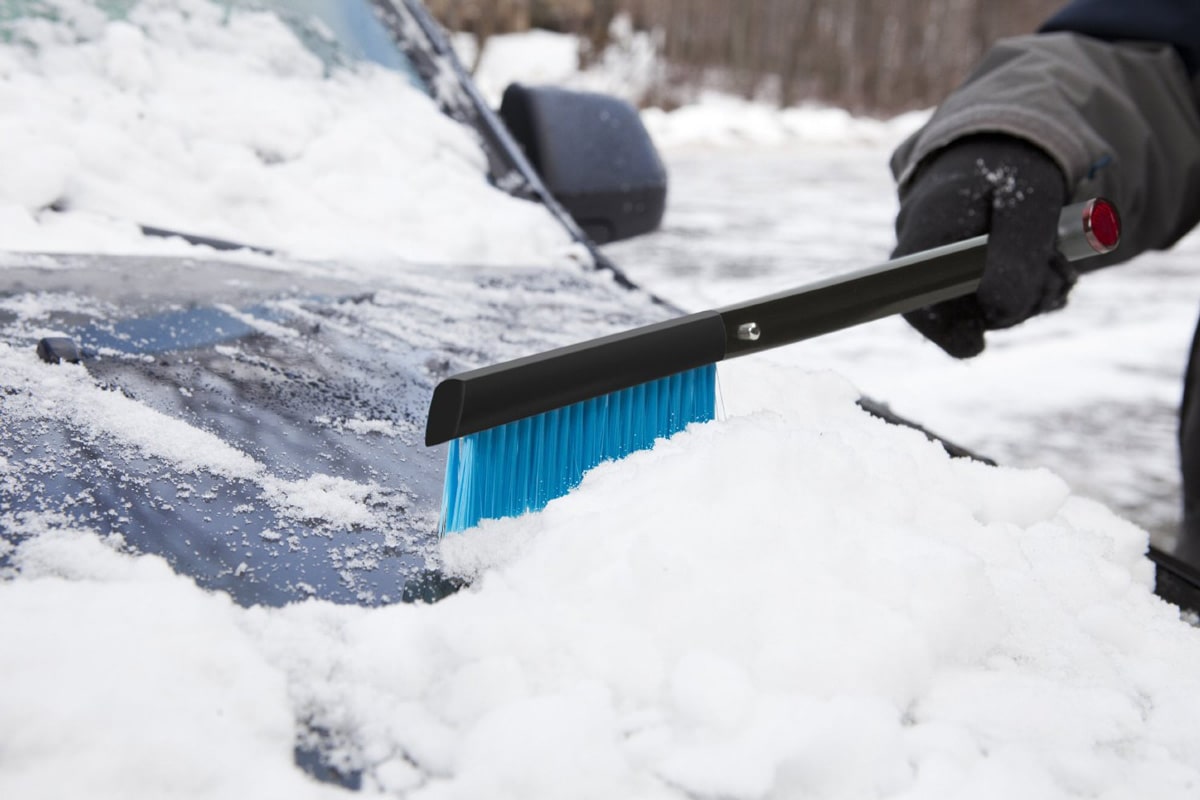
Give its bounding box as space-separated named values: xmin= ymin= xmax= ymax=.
xmin=439 ymin=364 xmax=718 ymax=533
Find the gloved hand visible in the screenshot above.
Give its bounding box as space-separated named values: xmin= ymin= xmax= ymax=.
xmin=893 ymin=134 xmax=1072 ymax=358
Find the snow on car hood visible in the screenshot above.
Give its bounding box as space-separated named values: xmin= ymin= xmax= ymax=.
xmin=0 ymin=0 xmax=575 ymax=267
xmin=6 ymin=360 xmax=1200 ymax=798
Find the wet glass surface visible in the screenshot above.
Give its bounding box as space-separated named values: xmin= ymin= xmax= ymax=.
xmin=1 ymin=254 xmax=666 ymax=607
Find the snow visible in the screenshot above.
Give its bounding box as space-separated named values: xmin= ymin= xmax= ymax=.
xmin=0 ymin=0 xmax=574 ymax=266
xmin=0 ymin=341 xmax=387 ymax=530
xmin=1 ymin=527 xmax=343 ymax=800
xmin=7 ymin=371 xmax=1200 ymax=797
xmin=641 ymin=94 xmax=930 ymax=149
xmin=455 ymin=14 xmax=662 ymax=108
xmin=4 ymin=3 xmax=1200 ymax=799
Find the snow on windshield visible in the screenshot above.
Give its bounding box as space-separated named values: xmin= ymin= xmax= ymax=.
xmin=0 ymin=0 xmax=575 ymax=266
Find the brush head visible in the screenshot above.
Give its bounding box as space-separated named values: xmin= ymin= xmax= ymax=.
xmin=439 ymin=365 xmax=718 ymax=533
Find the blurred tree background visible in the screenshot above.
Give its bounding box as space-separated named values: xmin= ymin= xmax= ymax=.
xmin=425 ymin=0 xmax=1064 ymax=114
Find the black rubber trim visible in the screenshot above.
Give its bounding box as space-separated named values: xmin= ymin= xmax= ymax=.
xmin=857 ymin=396 xmax=998 ymax=464
xmin=1148 ymin=546 xmax=1200 ymax=613
xmin=139 ymin=225 xmax=274 ymax=255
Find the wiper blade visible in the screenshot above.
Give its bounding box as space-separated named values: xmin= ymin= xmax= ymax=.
xmin=139 ymin=224 xmax=275 ymax=256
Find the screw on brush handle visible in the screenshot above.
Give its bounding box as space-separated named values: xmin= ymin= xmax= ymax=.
xmin=719 ymin=197 xmax=1120 ymax=358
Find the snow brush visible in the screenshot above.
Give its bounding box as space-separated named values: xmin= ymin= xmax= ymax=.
xmin=427 ymin=198 xmax=1121 ymax=532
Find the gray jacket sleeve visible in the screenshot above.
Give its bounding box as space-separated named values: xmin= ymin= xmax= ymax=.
xmin=891 ymin=32 xmax=1200 ymax=263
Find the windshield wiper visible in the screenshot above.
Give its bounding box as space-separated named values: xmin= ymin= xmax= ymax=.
xmin=139 ymin=224 xmax=275 ymax=256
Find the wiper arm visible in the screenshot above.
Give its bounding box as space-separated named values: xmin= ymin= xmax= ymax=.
xmin=139 ymin=224 xmax=275 ymax=256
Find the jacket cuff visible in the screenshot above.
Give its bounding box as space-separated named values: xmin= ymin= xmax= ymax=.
xmin=890 ymin=104 xmax=1087 ymax=191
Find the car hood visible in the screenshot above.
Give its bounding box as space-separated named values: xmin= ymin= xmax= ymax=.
xmin=0 ymin=251 xmax=667 ymax=607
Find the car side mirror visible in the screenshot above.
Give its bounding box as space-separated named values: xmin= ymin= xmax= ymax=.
xmin=498 ymin=83 xmax=667 ymax=245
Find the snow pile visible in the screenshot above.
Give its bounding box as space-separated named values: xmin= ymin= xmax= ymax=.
xmin=0 ymin=0 xmax=573 ymax=265
xmin=640 ymin=96 xmax=929 ymax=150
xmin=459 ymin=28 xmax=583 ymax=101
xmin=6 ymin=367 xmax=1200 ymax=798
xmin=463 ymin=14 xmax=662 ymax=109
xmin=0 ymin=525 xmax=343 ymax=800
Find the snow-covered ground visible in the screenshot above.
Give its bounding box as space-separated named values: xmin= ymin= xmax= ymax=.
xmin=5 ymin=5 xmax=1200 ymax=798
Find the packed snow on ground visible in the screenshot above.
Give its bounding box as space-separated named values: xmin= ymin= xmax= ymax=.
xmin=5 ymin=5 xmax=1200 ymax=800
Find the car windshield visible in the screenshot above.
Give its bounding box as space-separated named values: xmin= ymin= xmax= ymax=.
xmin=0 ymin=0 xmax=576 ymax=266
xmin=228 ymin=0 xmax=427 ymax=86
xmin=2 ymin=0 xmax=426 ymax=85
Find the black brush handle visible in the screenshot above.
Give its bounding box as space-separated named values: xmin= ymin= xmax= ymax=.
xmin=718 ymin=197 xmax=1119 ymax=357
xmin=426 ymin=312 xmax=727 ymax=444
xmin=425 ymin=199 xmax=1119 ymax=445
xmin=718 ymin=234 xmax=987 ymax=358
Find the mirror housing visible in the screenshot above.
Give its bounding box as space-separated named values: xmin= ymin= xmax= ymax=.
xmin=499 ymin=84 xmax=667 ymax=244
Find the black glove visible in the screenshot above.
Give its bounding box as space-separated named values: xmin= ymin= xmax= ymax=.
xmin=893 ymin=134 xmax=1073 ymax=358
